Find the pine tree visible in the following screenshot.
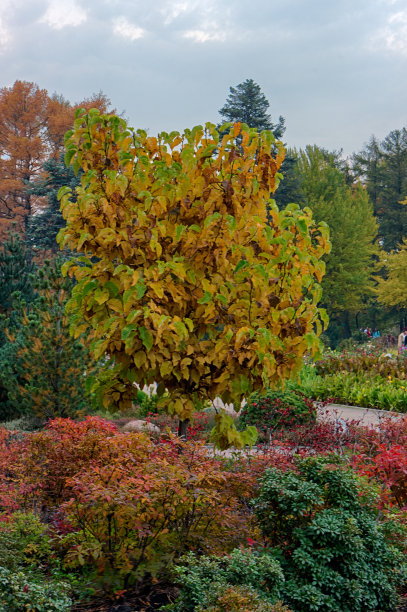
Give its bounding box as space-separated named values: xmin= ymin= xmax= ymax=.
xmin=219 ymin=78 xmax=285 ymax=137
xmin=0 ymin=259 xmax=98 ymax=421
xmin=0 ymin=232 xmax=35 ymax=316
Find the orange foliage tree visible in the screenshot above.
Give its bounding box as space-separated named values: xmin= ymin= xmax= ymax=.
xmin=0 ymin=81 xmax=112 ymax=241
xmin=58 ymin=111 xmax=330 ymax=448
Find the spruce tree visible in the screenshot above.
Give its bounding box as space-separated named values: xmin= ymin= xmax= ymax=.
xmin=0 ymin=259 xmax=98 ymax=421
xmin=219 ymin=78 xmax=285 ymax=137
xmin=26 ymin=154 xmax=80 ymax=255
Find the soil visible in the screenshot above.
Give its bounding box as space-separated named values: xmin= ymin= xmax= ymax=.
xmin=70 ymin=583 xmax=178 ymax=612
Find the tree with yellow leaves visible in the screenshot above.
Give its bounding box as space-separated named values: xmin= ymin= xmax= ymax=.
xmin=58 ymin=111 xmax=330 ymax=448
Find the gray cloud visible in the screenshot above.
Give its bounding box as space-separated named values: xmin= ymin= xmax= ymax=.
xmin=0 ymin=0 xmax=406 ymax=155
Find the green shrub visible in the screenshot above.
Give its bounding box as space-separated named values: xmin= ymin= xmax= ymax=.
xmin=254 ymin=456 xmax=407 ymax=612
xmin=239 ymin=389 xmax=315 ymax=440
xmin=203 ymin=586 xmax=290 ymax=612
xmin=0 ymin=567 xmax=72 ymax=611
xmin=163 ymin=548 xmax=284 ymax=611
xmin=134 ymin=389 xmax=159 ymax=417
xmin=0 ymin=512 xmax=54 ymax=572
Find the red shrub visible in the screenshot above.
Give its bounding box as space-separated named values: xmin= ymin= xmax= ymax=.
xmin=353 ymin=443 xmax=407 ymax=510
xmin=60 ymin=437 xmax=252 ymax=590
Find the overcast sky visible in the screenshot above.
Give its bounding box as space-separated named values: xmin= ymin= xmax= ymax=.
xmin=0 ymin=0 xmax=406 ymax=156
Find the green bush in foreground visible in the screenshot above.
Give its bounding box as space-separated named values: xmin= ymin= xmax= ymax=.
xmin=254 ymin=456 xmax=407 ymax=612
xmin=163 ymin=548 xmax=284 ymax=611
xmin=0 ymin=567 xmax=72 ymax=612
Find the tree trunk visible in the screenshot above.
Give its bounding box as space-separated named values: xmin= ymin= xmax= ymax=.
xmin=177 ymin=418 xmax=189 ymax=439
xmin=343 ymin=311 xmax=351 ymax=339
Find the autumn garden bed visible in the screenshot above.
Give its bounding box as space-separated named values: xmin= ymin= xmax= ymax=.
xmin=0 ymin=406 xmax=406 ymax=611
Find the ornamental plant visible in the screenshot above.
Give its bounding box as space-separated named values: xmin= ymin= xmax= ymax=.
xmin=60 ymin=438 xmax=252 ymax=591
xmin=58 ymin=110 xmax=330 ymax=447
xmin=239 ymin=389 xmax=315 ymax=440
xmin=164 ymin=548 xmax=285 ymax=611
xmin=254 ymin=456 xmax=406 ymax=612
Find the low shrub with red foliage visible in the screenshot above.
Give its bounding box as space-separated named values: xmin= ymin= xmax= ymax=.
xmin=353 ymin=443 xmax=407 ymax=510
xmin=59 ymin=435 xmax=254 ymax=590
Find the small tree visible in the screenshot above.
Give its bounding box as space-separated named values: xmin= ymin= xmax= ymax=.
xmin=0 ymin=259 xmax=97 ymax=421
xmin=58 ymin=111 xmax=330 ymax=447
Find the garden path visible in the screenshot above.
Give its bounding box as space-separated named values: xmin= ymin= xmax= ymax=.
xmin=319 ymin=403 xmax=405 ymax=428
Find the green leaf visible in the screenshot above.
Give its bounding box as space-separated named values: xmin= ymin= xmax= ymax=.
xmin=121 ymin=324 xmax=138 ymax=341
xmin=139 ymin=327 xmax=153 ymax=351
xmin=57 ymin=185 xmax=72 ymax=201
xmin=197 ymin=291 xmax=212 ymax=304
xmin=234 ymin=259 xmax=249 ymax=274
xmin=104 ymin=281 xmax=120 ymax=298
xmin=204 ymin=212 xmax=222 ymax=228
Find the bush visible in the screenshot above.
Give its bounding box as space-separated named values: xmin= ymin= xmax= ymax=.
xmin=253 ymin=456 xmax=406 ymax=611
xmin=134 ymin=389 xmax=159 ymax=417
xmin=239 ymin=389 xmax=315 ymax=440
xmin=0 ymin=512 xmax=54 ymax=572
xmin=60 ymin=437 xmax=251 ymax=592
xmin=203 ymin=587 xmax=290 ymax=612
xmin=353 ymin=443 xmax=407 ymax=509
xmin=163 ymin=548 xmax=284 ymax=611
xmin=0 ymin=567 xmax=72 ymax=611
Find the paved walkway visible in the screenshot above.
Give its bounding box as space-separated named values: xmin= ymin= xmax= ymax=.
xmin=318 ymin=403 xmax=405 ymax=428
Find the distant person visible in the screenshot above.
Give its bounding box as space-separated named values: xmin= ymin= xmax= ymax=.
xmin=373 ymin=329 xmax=380 ymax=338
xmin=398 ymin=328 xmax=407 ymax=352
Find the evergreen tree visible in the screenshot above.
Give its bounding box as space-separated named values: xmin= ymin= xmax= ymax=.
xmin=219 ymin=78 xmax=285 ymax=137
xmin=0 ymin=259 xmax=98 ymax=421
xmin=0 ymin=232 xmax=35 ymax=316
xmin=26 ymin=154 xmax=81 ymax=255
xmin=379 ymin=129 xmax=407 ymax=250
xmin=296 ymin=145 xmax=378 ymax=343
xmin=353 ymin=129 xmax=407 ymax=251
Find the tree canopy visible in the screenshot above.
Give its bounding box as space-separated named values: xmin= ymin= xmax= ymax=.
xmin=296 ymin=145 xmax=377 ymax=338
xmin=58 ymin=111 xmax=330 ymax=447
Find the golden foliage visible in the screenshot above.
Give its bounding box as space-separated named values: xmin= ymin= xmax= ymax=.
xmin=58 ymin=111 xmax=330 ymax=442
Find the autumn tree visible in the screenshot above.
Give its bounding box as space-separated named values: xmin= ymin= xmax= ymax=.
xmin=0 ymin=81 xmax=50 ymax=237
xmin=375 ymin=205 xmax=407 ymax=320
xmin=58 ymin=111 xmax=330 ymax=448
xmin=0 ymin=80 xmax=113 ymax=241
